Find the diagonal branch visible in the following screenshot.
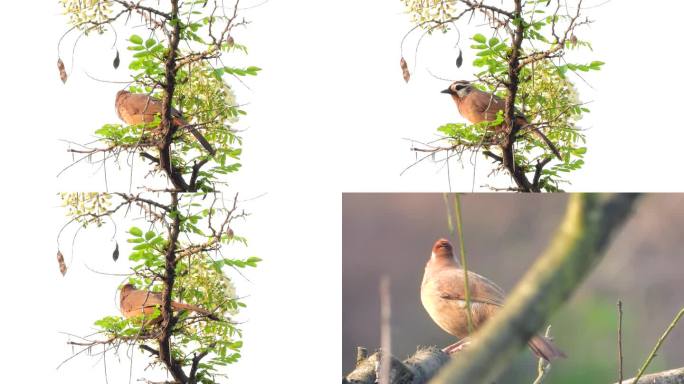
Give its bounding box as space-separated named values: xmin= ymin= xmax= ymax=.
xmin=617 ymin=367 xmax=684 ymax=384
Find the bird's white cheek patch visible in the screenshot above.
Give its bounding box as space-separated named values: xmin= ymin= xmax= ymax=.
xmin=431 ymin=251 xmax=437 ymax=260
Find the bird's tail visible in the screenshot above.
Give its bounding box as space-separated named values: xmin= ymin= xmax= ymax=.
xmin=531 ymin=128 xmax=562 ymax=161
xmin=172 ymin=117 xmax=216 ymax=155
xmin=187 ymin=126 xmax=216 ymax=155
xmin=528 ymin=335 xmax=567 ymax=361
xmin=171 ymin=301 xmax=209 ymax=314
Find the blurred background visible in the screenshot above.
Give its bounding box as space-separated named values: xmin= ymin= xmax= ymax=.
xmin=342 ymin=194 xmax=684 ymax=383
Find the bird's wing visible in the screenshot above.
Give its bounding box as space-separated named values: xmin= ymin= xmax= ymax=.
xmin=126 ymin=93 xmax=163 ymax=117
xmin=124 ymin=290 xmax=163 ymax=312
xmin=119 ymin=93 xmax=186 ymax=123
xmin=433 ymin=268 xmax=506 ymax=307
xmin=471 ymin=90 xmax=505 ymax=120
xmin=472 ymin=90 xmax=529 ymax=122
xmin=171 ymin=301 xmax=211 ymax=315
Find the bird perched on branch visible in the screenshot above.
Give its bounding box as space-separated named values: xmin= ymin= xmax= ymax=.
xmin=420 ymin=239 xmax=566 ymax=361
xmin=119 ymin=284 xmax=218 ymax=321
xmin=441 ymin=80 xmax=562 ymax=160
xmin=115 ymin=90 xmax=215 ymax=155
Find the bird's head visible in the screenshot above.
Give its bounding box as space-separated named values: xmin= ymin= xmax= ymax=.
xmin=120 ymin=283 xmax=135 ymax=295
xmin=431 ymin=238 xmax=455 ymax=260
xmin=441 ymin=80 xmax=472 ymax=99
xmin=115 ymin=89 xmax=130 ymax=100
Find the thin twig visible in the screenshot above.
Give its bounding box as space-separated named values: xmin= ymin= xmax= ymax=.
xmin=532 ymin=326 xmax=552 ymax=384
xmin=632 ymin=307 xmax=684 ymax=384
xmin=379 ymin=276 xmax=391 ymax=384
xmin=618 ymin=300 xmax=624 ymax=384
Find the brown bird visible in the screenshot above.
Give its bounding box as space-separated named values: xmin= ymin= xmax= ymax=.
xmin=115 ymin=90 xmax=215 ymax=155
xmin=421 ymin=238 xmax=566 ymax=361
xmin=441 ymin=80 xmax=562 ymax=160
xmin=119 ymin=284 xmax=215 ymax=320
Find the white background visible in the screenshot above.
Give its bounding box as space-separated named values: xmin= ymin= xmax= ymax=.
xmin=1 ymin=0 xmax=683 ymax=383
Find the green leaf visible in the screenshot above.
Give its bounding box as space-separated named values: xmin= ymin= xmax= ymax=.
xmin=145 ymin=231 xmax=155 ymax=241
xmin=133 ymin=243 xmax=150 ymax=250
xmin=129 ymin=227 xmax=143 ymax=237
xmin=589 ymin=61 xmax=605 ymax=69
xmin=473 ymin=33 xmax=487 ymax=43
xmin=145 ymin=38 xmax=156 ymax=48
xmin=129 ymin=34 xmax=143 ymax=45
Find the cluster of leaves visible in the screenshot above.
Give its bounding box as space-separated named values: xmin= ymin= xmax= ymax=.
xmin=402 ymin=0 xmax=456 ymax=30
xmin=60 ymin=0 xmax=112 ymax=34
xmin=468 ymin=28 xmax=599 ymax=190
xmin=437 ymin=111 xmax=505 ymax=144
xmin=60 ymin=192 xmax=112 ymax=227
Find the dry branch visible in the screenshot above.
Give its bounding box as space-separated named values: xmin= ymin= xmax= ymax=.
xmin=617 ymin=367 xmax=684 ymax=384
xmin=344 ymin=347 xmax=450 ymax=384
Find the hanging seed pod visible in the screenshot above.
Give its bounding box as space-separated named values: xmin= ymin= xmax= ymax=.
xmin=400 ymin=57 xmax=410 ymax=83
xmin=57 ymin=58 xmax=67 ymax=83
xmin=57 ymin=250 xmax=67 ymax=276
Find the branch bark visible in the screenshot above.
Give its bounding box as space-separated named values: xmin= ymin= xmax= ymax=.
xmin=158 ymin=0 xmax=191 ymax=192
xmin=617 ymin=367 xmax=684 ymax=384
xmin=502 ymin=0 xmax=536 ymax=192
xmin=158 ymin=191 xmax=189 ymax=383
xmin=344 ymin=347 xmax=450 ymax=384
xmin=429 ymin=193 xmax=641 ymax=383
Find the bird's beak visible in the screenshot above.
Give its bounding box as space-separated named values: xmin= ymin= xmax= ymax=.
xmin=441 ymin=88 xmax=453 ymax=95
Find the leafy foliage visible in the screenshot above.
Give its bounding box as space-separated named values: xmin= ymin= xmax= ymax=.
xmin=60 ymin=192 xmax=112 ymax=227
xmin=402 ymin=0 xmax=457 ymax=29
xmin=59 ymin=0 xmax=112 ymax=34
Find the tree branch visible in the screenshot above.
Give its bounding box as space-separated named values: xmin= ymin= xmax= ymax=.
xmin=158 ymin=191 xmax=188 ymax=383
xmin=344 ymin=347 xmax=450 ymax=384
xmin=617 ymin=367 xmax=684 ymax=384
xmin=158 ymin=0 xmax=190 ymax=192
xmin=501 ymin=0 xmax=535 ymax=192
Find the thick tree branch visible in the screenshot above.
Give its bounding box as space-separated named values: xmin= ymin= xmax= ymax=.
xmin=158 ymin=0 xmax=191 ymax=192
xmin=501 ymin=0 xmax=535 ymax=192
xmin=158 ymin=191 xmax=188 ymax=383
xmin=344 ymin=347 xmax=450 ymax=384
